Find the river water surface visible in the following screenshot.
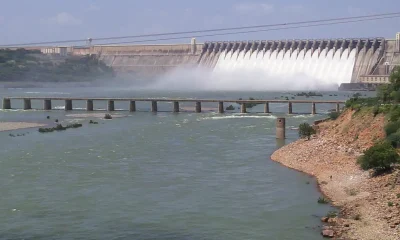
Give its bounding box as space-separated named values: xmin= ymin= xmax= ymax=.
xmin=0 ymin=87 xmax=364 ymax=239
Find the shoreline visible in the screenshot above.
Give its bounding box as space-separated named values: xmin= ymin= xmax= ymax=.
xmin=0 ymin=122 xmax=47 ymax=132
xmin=270 ymin=110 xmax=400 ymax=239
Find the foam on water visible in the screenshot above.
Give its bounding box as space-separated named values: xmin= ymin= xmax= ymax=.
xmin=291 ymin=114 xmax=318 ymax=119
xmin=201 ymin=114 xmax=277 ymax=120
xmin=54 ymin=106 xmax=86 ymax=110
xmin=25 ymin=92 xmax=70 ymax=95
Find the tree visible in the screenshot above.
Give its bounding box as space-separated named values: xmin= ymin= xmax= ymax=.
xmin=390 ymin=66 xmax=400 ymax=91
xmin=298 ymin=123 xmax=316 ymax=140
xmin=357 ymin=141 xmax=399 ymax=174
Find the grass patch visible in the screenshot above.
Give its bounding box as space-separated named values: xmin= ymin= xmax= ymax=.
xmin=89 ymin=120 xmax=99 ymax=124
xmin=318 ymin=197 xmax=329 ymax=204
xmin=325 ymin=211 xmax=337 ymax=218
xmin=388 ymin=201 xmax=394 ymax=207
xmin=38 ymin=123 xmax=82 ymax=133
xmin=346 ymin=188 xmax=358 ymax=196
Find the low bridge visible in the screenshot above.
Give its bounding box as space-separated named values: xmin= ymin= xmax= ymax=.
xmin=2 ymin=97 xmax=345 ymax=114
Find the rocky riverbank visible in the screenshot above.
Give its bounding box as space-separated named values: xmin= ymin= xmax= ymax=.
xmin=271 ymin=109 xmax=400 ymax=239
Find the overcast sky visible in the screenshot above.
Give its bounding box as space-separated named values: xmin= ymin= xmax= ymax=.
xmin=0 ymin=0 xmax=398 ymax=46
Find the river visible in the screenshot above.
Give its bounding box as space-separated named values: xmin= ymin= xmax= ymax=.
xmin=0 ymin=87 xmax=366 ymax=239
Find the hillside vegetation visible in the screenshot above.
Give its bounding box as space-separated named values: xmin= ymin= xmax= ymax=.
xmin=314 ymin=66 xmax=400 ymax=175
xmin=0 ymin=48 xmax=114 ymax=82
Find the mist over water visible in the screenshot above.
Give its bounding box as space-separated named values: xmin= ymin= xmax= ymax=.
xmin=142 ymin=66 xmax=339 ymax=92
xmin=144 ymin=46 xmax=356 ymax=92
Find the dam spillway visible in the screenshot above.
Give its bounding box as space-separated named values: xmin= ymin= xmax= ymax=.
xmin=67 ymin=36 xmax=400 ymax=87
xmin=199 ymin=39 xmax=385 ymax=85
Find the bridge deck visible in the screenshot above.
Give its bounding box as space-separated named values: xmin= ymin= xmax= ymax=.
xmin=4 ymin=97 xmax=345 ymax=104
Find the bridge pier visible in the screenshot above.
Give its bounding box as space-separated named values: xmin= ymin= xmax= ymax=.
xmin=264 ymin=102 xmax=270 ymax=113
xmin=44 ymin=99 xmax=52 ymax=110
xmin=151 ymin=101 xmax=158 ymax=112
xmin=218 ymin=102 xmax=224 ymax=113
xmin=108 ymin=100 xmax=115 ymax=111
xmin=336 ymin=103 xmax=340 ymax=112
xmin=86 ymin=100 xmax=93 ymax=111
xmin=288 ymin=102 xmax=293 ymax=114
xmin=130 ymin=101 xmax=136 ymax=112
xmin=23 ymin=99 xmax=31 ymax=110
xmin=2 ymin=98 xmax=11 ymax=109
xmin=276 ymin=118 xmax=286 ymax=139
xmin=195 ymin=102 xmax=201 ymax=113
xmin=65 ymin=100 xmax=72 ymax=111
xmin=311 ymin=102 xmax=316 ymax=115
xmin=241 ymin=103 xmax=247 ymax=113
xmin=173 ymin=101 xmax=179 ymax=113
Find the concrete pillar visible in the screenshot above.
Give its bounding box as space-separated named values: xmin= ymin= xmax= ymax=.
xmin=276 ymin=117 xmax=286 ymax=139
xmin=23 ymin=99 xmax=31 ymax=110
xmin=2 ymin=98 xmax=11 ymax=109
xmin=44 ymin=99 xmax=52 ymax=110
xmin=86 ymin=100 xmax=93 ymax=111
xmin=288 ymin=102 xmax=293 ymax=114
xmin=311 ymin=102 xmax=316 ymax=115
xmin=218 ymin=102 xmax=224 ymax=113
xmin=173 ymin=101 xmax=179 ymax=113
xmin=241 ymin=103 xmax=247 ymax=113
xmin=108 ymin=100 xmax=115 ymax=111
xmin=129 ymin=101 xmax=136 ymax=112
xmin=151 ymin=101 xmax=158 ymax=112
xmin=195 ymin=102 xmax=201 ymax=113
xmin=264 ymin=102 xmax=270 ymax=113
xmin=336 ymin=103 xmax=340 ymax=112
xmin=65 ymin=100 xmax=72 ymax=111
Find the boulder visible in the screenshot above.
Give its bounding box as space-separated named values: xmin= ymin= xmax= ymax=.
xmin=321 ymin=229 xmax=335 ymax=238
xmin=321 ymin=217 xmax=329 ymax=222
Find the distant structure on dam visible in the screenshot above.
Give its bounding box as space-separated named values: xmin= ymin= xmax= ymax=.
xmin=21 ymin=33 xmax=400 ymax=87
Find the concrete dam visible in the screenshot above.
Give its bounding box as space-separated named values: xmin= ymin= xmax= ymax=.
xmin=72 ymin=35 xmax=400 ymax=86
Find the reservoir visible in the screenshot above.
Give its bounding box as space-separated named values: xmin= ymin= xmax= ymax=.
xmin=0 ymin=87 xmax=350 ymax=239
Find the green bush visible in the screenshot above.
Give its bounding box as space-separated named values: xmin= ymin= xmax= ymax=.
xmin=104 ymin=114 xmax=113 ymax=119
xmin=388 ymin=105 xmax=400 ymax=122
xmin=226 ymin=105 xmax=235 ymax=111
xmin=372 ymin=105 xmax=380 ymax=116
xmin=387 ymin=132 xmax=400 ymax=148
xmin=298 ymin=123 xmax=316 ymax=140
xmin=384 ymin=121 xmax=400 ymax=136
xmin=328 ymin=111 xmax=340 ymax=120
xmin=357 ymin=141 xmax=399 ymax=173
